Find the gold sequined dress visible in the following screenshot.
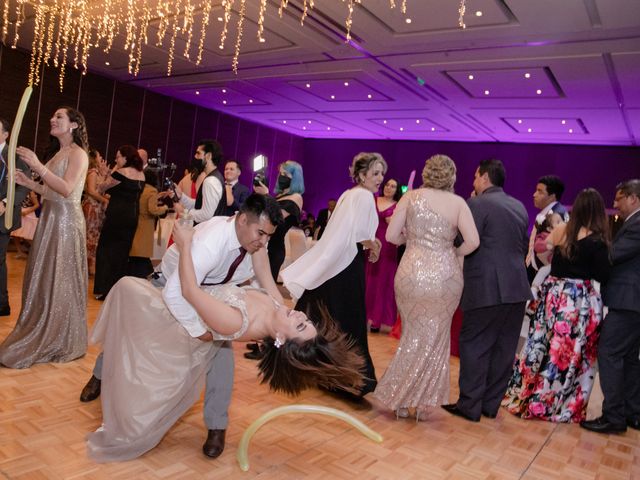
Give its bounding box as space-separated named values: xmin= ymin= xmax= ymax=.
xmin=373 ymin=191 xmax=462 ymax=410
xmin=0 ymin=153 xmax=88 ymax=368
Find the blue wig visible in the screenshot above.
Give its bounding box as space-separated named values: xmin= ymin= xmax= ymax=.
xmin=276 ymin=160 xmax=305 ymax=195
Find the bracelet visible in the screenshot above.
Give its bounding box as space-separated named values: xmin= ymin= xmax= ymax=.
xmin=40 ymin=167 xmax=49 ymax=181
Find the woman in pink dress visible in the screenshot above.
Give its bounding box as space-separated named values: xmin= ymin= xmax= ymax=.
xmin=365 ymin=178 xmax=402 ymax=333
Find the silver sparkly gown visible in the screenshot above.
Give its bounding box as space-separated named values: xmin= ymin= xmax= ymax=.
xmin=373 ymin=190 xmax=463 ymax=410
xmin=0 ymin=153 xmax=88 ymax=368
xmin=87 ymin=277 xmax=251 ymax=462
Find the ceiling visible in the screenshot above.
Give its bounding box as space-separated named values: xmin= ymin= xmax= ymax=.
xmin=8 ymin=0 xmax=640 ymax=145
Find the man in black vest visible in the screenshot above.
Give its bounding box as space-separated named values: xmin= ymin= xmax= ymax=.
xmin=0 ymin=117 xmax=29 ymax=316
xmin=174 ymin=140 xmax=225 ymax=224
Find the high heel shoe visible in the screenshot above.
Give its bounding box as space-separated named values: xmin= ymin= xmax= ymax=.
xmin=416 ymin=408 xmax=428 ymax=422
xmin=395 ymin=407 xmax=410 ymax=419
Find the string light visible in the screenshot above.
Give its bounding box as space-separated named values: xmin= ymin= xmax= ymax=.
xmin=1 ymin=0 xmax=468 ymax=87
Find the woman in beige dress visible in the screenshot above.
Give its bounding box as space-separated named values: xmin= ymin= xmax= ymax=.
xmin=372 ymin=154 xmax=479 ymax=420
xmin=0 ymin=107 xmax=89 ymax=368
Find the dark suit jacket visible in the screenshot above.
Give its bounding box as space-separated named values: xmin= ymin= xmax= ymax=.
xmin=602 ymin=211 xmax=640 ymax=314
xmin=222 ymin=181 xmax=250 ymax=216
xmin=0 ymin=145 xmax=29 ymax=234
xmin=461 ymin=186 xmax=532 ymax=311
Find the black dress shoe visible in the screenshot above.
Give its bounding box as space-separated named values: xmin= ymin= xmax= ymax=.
xmin=482 ymin=411 xmax=497 ymax=419
xmin=441 ymin=403 xmax=480 ymax=422
xmin=202 ymin=429 xmax=226 ymax=458
xmin=0 ymin=306 xmax=10 ymax=316
xmin=580 ymin=417 xmax=627 ymax=434
xmin=627 ymin=418 xmax=640 ymax=431
xmin=80 ymin=375 xmax=102 ymax=402
xmin=369 ymin=327 xmax=380 ymax=333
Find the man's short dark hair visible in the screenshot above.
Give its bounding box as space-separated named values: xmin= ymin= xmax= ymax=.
xmin=226 ymin=159 xmax=241 ymax=172
xmin=616 ymin=179 xmax=640 ymax=198
xmin=538 ymin=175 xmax=565 ymax=201
xmin=478 ymin=158 xmax=506 ymax=187
xmin=240 ymin=193 xmax=283 ymax=227
xmin=0 ymin=117 xmax=10 ymax=134
xmin=197 ymin=139 xmax=223 ymax=167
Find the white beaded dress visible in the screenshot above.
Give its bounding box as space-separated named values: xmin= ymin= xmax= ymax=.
xmin=373 ymin=190 xmax=463 ymax=410
xmin=0 ymin=153 xmax=88 ymax=368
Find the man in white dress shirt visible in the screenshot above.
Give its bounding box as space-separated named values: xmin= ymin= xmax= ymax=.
xmin=80 ymin=194 xmax=284 ymax=459
xmin=173 ymin=140 xmax=225 ymax=224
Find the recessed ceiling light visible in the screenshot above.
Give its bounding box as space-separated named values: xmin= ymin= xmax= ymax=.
xmin=405 ymin=18 xmax=412 ymax=24
xmin=468 ymin=74 xmax=474 ymax=80
xmin=475 ymin=11 xmax=483 ymax=17
xmin=308 ymin=120 xmax=312 ymax=124
xmin=306 ymin=83 xmax=311 ymax=88
xmin=104 ymin=61 xmax=110 ymax=66
xmin=416 ymin=119 xmax=420 ymax=124
xmin=484 ymin=90 xmax=490 ymax=95
xmin=383 ymin=120 xmax=387 ymax=124
xmin=400 ymin=127 xmax=404 ymax=131
xmin=195 ymin=91 xmax=200 ymax=95
xmin=344 ymin=81 xmax=349 ymax=87
xmin=561 ymin=120 xmax=566 ymax=125
xmin=330 ymin=95 xmax=335 ymax=99
xmin=536 ymin=89 xmax=542 ymax=95
xmin=524 ymin=73 xmax=531 ymax=79
xmin=283 ymin=120 xmax=287 ymax=124
xmin=302 ymin=126 xmax=306 ymax=130
xmin=222 ymin=100 xmax=227 ymax=105
xmin=527 ymin=128 xmax=532 ymax=132
xmin=569 ymin=128 xmax=573 ymax=133
xmin=517 ymin=119 xmax=523 ymax=124
xmin=431 ymin=127 xmax=435 ymax=131
xmin=249 ymin=99 xmax=253 ymax=103
xmin=367 ymin=94 xmax=372 ymax=99
xmin=327 ymin=127 xmax=331 ymax=130
xmin=222 ymin=89 xmax=227 ymax=93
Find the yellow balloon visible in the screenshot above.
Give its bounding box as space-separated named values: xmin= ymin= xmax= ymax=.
xmin=6 ymin=86 xmax=33 ymax=230
xmin=236 ymin=404 xmax=383 ymax=472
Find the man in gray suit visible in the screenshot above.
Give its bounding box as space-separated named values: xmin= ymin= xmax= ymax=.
xmin=581 ymin=179 xmax=640 ymax=434
xmin=442 ymin=159 xmax=531 ymax=421
xmin=0 ymin=117 xmax=29 ymax=316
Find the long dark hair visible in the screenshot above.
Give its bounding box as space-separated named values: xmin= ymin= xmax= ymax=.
xmin=384 ymin=178 xmax=403 ymax=202
xmin=117 ymin=144 xmax=143 ymax=171
xmin=559 ymin=188 xmax=609 ymax=260
xmin=44 ymin=106 xmax=89 ymax=161
xmin=257 ymin=305 xmax=365 ymax=396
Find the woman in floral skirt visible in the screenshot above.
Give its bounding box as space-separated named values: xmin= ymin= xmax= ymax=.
xmin=502 ymin=188 xmax=610 ymax=422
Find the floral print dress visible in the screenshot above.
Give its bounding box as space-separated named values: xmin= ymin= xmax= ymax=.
xmin=502 ymin=235 xmax=610 ymax=423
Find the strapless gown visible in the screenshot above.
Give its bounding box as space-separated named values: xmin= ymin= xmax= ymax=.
xmin=86 ymin=277 xmax=251 ymax=462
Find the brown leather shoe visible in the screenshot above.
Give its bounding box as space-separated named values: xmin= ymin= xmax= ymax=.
xmin=80 ymin=375 xmax=101 ymax=402
xmin=202 ymin=429 xmax=226 ymax=458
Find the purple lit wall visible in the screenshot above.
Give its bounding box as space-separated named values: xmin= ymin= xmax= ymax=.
xmin=300 ymin=139 xmax=640 ymax=222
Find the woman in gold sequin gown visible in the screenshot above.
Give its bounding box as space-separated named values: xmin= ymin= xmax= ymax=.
xmin=373 ymin=155 xmax=479 ymax=418
xmin=0 ymin=107 xmax=89 ymax=368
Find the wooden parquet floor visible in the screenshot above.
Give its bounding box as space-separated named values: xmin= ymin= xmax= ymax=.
xmin=0 ymin=255 xmax=638 ymax=479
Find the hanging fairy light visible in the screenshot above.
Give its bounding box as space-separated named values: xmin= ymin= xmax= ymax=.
xmin=1 ymin=0 xmax=468 ymax=89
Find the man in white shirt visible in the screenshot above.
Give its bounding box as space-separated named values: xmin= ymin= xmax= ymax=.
xmin=222 ymin=160 xmax=250 ymax=216
xmin=525 ymin=175 xmax=569 ymax=282
xmin=173 ymin=140 xmax=225 ymax=223
xmin=80 ymin=193 xmax=284 ymax=459
xmin=0 ymin=117 xmax=29 ymax=316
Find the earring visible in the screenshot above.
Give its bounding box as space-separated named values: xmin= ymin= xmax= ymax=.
xmin=274 ymin=334 xmax=284 ymax=349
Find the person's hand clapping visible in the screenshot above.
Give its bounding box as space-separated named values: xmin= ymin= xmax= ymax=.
xmin=15 ymin=169 xmax=32 ymax=187
xmin=16 ymin=146 xmax=42 ymax=172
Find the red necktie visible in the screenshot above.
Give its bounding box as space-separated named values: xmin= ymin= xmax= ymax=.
xmin=217 ymin=247 xmax=247 ymax=285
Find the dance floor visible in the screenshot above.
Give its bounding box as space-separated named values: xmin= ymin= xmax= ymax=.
xmin=0 ymin=256 xmax=638 ymax=479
